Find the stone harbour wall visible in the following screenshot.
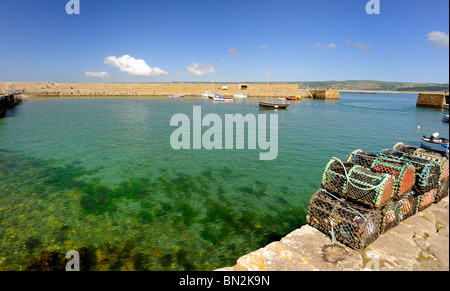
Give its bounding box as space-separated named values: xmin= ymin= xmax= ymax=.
xmin=0 ymin=82 xmax=341 ymax=100
xmin=217 ymin=196 xmax=449 ymax=271
xmin=416 ymin=93 xmax=448 ymax=108
xmin=0 ymin=82 xmax=302 ymax=98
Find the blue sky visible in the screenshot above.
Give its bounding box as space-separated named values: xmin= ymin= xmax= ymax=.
xmin=0 ymin=0 xmax=448 ymax=83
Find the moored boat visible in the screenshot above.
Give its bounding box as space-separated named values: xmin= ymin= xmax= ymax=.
xmin=259 ymin=101 xmax=289 ymax=109
xmin=212 ymin=94 xmax=234 ymax=102
xmin=285 ymin=95 xmax=301 ymax=101
xmin=421 ymin=133 xmax=449 ymax=154
xmin=201 ymin=92 xmax=213 ymax=98
xmin=258 ymin=71 xmax=289 ymax=109
xmin=233 ymin=93 xmax=248 ymax=98
xmin=443 ymin=115 xmax=449 ymax=122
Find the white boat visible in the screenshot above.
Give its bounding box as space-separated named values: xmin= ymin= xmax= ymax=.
xmin=202 ymin=92 xmax=213 ymax=98
xmin=444 ymin=104 xmax=449 ymax=110
xmin=443 ymin=115 xmax=449 ymax=122
xmin=212 ymin=94 xmax=234 ymax=102
xmin=233 ymin=93 xmax=248 ymax=98
xmin=421 ymin=132 xmax=449 ymax=154
xmin=202 ymin=79 xmax=216 ymax=99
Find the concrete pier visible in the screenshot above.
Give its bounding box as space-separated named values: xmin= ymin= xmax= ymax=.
xmin=312 ymin=89 xmax=340 ymax=99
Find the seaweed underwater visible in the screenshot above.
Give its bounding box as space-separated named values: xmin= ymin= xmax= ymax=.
xmin=0 ymin=150 xmax=306 ymax=271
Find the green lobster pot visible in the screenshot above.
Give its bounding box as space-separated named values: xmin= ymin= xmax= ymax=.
xmin=380 ymin=149 xmax=441 ymax=194
xmin=321 ymin=157 xmax=353 ymax=195
xmin=322 ymin=157 xmax=395 ymax=208
xmin=414 ymin=148 xmax=449 ymax=182
xmin=306 ymin=189 xmax=381 ymax=250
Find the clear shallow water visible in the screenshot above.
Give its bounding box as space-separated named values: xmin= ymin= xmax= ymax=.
xmin=0 ymin=93 xmax=448 ymax=270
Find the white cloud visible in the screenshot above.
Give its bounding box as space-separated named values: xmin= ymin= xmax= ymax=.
xmin=187 ymin=63 xmax=215 ymax=76
xmin=259 ymin=45 xmax=269 ymax=50
xmin=227 ymin=48 xmax=242 ymax=55
xmin=426 ymin=31 xmax=449 ymax=49
xmin=308 ymin=43 xmax=337 ymax=51
xmin=85 ymin=71 xmax=110 ymax=79
xmin=104 ymin=54 xmax=168 ymax=77
xmin=346 ymin=40 xmax=372 ymax=52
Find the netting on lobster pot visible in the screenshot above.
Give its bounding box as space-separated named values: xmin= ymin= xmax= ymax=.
xmin=397 ymin=191 xmax=419 ymax=221
xmin=347 ymin=150 xmax=378 ymax=168
xmin=434 ymin=179 xmax=449 ymax=204
xmin=379 ymin=149 xmax=441 ymax=194
xmin=321 ymin=157 xmax=395 ymax=208
xmin=370 ymin=157 xmax=416 ymax=199
xmin=379 ymin=199 xmax=401 ymax=234
xmin=417 ymin=189 xmax=436 ymax=212
xmin=414 ymin=148 xmax=449 ymax=182
xmin=393 ymin=143 xmax=419 ymax=155
xmin=321 ymin=158 xmax=353 ymax=195
xmin=306 ymin=189 xmax=381 ymax=250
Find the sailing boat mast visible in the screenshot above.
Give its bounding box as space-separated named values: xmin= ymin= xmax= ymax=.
xmin=266 ymin=70 xmax=270 ymax=102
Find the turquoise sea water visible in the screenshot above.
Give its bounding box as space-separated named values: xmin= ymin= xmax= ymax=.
xmin=0 ymin=93 xmax=448 ymax=270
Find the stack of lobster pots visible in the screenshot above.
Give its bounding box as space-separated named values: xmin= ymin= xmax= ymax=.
xmin=306 ymin=143 xmax=449 ymax=250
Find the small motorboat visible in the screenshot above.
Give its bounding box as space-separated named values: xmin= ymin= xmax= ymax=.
xmin=233 ymin=93 xmax=248 ymax=98
xmin=421 ymin=133 xmax=449 ymax=154
xmin=212 ymin=94 xmax=234 ymax=102
xmin=444 ymin=104 xmax=449 ymax=110
xmin=443 ymin=115 xmax=449 ymax=123
xmin=169 ymin=94 xmax=184 ymax=98
xmin=259 ymin=101 xmax=289 ymax=109
xmin=285 ymin=95 xmax=301 ymax=101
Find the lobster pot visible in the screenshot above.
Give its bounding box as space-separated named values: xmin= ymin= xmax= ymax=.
xmin=321 ymin=158 xmax=394 ymax=208
xmin=380 ymin=200 xmax=401 ymax=234
xmin=380 ymin=149 xmax=441 ymax=194
xmin=397 ymin=192 xmax=419 ymax=221
xmin=321 ymin=158 xmax=353 ymax=195
xmin=344 ymin=166 xmax=395 ymax=208
xmin=417 ymin=189 xmax=436 ymax=212
xmin=347 ymin=151 xmax=378 ymax=168
xmin=434 ymin=179 xmax=449 ymax=203
xmin=394 ymin=144 xmax=419 ymax=155
xmin=370 ymin=158 xmax=416 ymax=199
xmin=306 ymin=189 xmax=381 ymax=250
xmin=414 ymin=148 xmax=449 ymax=182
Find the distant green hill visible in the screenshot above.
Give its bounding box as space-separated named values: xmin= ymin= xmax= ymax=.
xmin=294 ymin=80 xmax=449 ymax=92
